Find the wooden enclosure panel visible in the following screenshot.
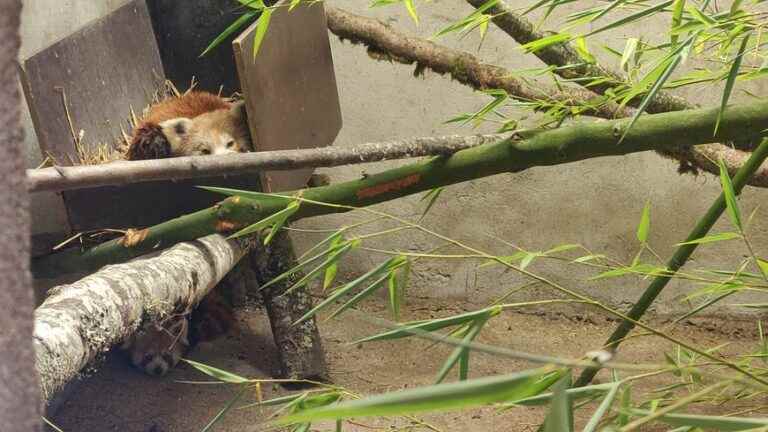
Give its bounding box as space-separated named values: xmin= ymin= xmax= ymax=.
xmin=146 ymin=0 xmax=243 ymax=95
xmin=20 ymin=0 xmax=262 ymax=234
xmin=62 ymin=176 xmax=261 ymax=232
xmin=20 ymin=0 xmax=164 ymax=164
xmin=233 ymin=0 xmax=342 ymax=192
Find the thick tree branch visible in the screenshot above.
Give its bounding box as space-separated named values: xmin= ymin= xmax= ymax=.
xmin=462 ymin=0 xmax=763 ymax=181
xmin=35 ymin=234 xmax=248 ymax=401
xmin=32 ymin=99 xmax=768 ymax=277
xmin=27 ymin=134 xmax=503 ymax=193
xmin=463 ymin=0 xmax=690 ymax=113
xmin=325 ymin=6 xmax=629 ymax=120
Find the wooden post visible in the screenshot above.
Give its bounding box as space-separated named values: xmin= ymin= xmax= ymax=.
xmin=0 ymin=0 xmax=42 ymax=430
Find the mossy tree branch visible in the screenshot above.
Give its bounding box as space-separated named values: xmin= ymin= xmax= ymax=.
xmin=462 ymin=0 xmax=764 ymax=180
xmin=325 ymin=7 xmax=629 ymax=120
xmin=32 ymin=99 xmax=768 ymax=278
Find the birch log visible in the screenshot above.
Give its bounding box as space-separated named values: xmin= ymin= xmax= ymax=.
xmin=34 ymin=234 xmax=248 ymax=401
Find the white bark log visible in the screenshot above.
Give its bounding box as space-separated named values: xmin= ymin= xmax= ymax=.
xmin=34 ymin=234 xmax=248 ymax=402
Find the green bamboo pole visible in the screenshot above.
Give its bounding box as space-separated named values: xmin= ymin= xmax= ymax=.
xmin=32 ymin=100 xmax=768 ymax=278
xmin=574 ymin=137 xmax=768 ymax=388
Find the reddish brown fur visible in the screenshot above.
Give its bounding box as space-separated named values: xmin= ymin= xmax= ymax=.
xmin=144 ymin=91 xmax=230 ymax=124
xmin=127 ymin=91 xmax=247 ymax=160
xmin=190 ymin=291 xmax=238 ymax=344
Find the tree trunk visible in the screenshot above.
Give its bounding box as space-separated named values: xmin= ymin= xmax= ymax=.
xmin=34 ymin=234 xmax=248 ymax=401
xmin=249 ymin=229 xmax=327 ymax=380
xmin=0 ymin=0 xmax=41 ymax=430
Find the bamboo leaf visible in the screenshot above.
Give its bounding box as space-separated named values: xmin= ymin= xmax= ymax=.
xmin=715 ymin=34 xmax=750 ymax=135
xmin=592 ymin=0 xmax=625 ymax=21
xmin=263 ymin=201 xmax=300 ymax=245
xmin=573 ymin=254 xmax=606 ymax=263
xmin=757 ymin=259 xmax=768 ymax=278
xmin=294 ymin=258 xmax=398 ymax=325
xmin=227 ymin=200 xmax=299 ymax=239
xmin=282 ymin=242 xmax=355 ymax=295
xmin=636 ymin=200 xmax=651 ymax=243
xmin=544 ymin=244 xmax=580 ymax=255
xmin=719 ymin=158 xmax=743 ymax=231
xmin=277 ymin=368 xmax=564 ymax=423
xmin=201 ymin=10 xmax=259 ymax=57
xmin=353 ymin=307 xmax=500 ymax=344
xmin=201 ymin=385 xmax=249 ymax=432
xmin=505 ymin=382 xmax=617 ymax=407
xmin=434 ymin=0 xmax=499 ymax=37
xmin=620 ymin=38 xmax=639 ymax=72
xmin=670 ymin=0 xmax=685 ymax=46
xmin=676 ymin=231 xmax=741 ymax=245
xmin=544 ymin=372 xmax=574 ymax=432
xmin=435 ymin=316 xmax=489 ymax=384
xmin=520 ymin=33 xmax=573 ymax=54
xmin=619 ymin=42 xmax=687 ymax=142
xmin=630 ymin=409 xmax=768 ymax=430
xmin=419 ymin=187 xmax=444 ymax=221
xmin=326 ymin=272 xmax=391 ymax=321
xmin=686 ymin=4 xmax=716 ymax=26
xmin=262 ymin=240 xmax=351 ymax=292
xmin=586 ymin=0 xmax=674 ymax=37
xmin=387 ymin=267 xmax=403 ymax=321
xmin=403 ymin=0 xmax=419 ymax=24
xmin=184 ymin=359 xmax=250 ymax=384
xmin=323 ymin=234 xmax=345 ymax=291
xmin=582 ymin=383 xmax=621 ymax=432
xmin=574 ymin=37 xmax=596 ymax=64
xmin=289 ymin=0 xmax=302 ymax=11
xmin=252 ymin=7 xmax=273 ymax=59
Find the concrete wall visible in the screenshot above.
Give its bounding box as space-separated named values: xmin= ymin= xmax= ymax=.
xmin=290 ymin=1 xmax=768 ymax=315
xmin=21 ymin=1 xmax=768 ymax=315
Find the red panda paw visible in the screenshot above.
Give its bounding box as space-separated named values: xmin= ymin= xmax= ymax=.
xmin=126 ymin=123 xmax=172 ymax=160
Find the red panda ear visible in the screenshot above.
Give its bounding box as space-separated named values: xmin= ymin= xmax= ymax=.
xmin=159 ymin=117 xmax=193 ymax=136
xmin=126 ymin=123 xmax=172 ymax=160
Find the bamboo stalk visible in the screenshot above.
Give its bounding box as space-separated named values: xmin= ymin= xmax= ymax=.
xmin=32 ymin=100 xmax=768 ymax=278
xmin=574 ymin=137 xmax=768 ymax=387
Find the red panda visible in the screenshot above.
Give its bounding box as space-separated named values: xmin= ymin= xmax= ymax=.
xmin=121 ymin=91 xmax=249 ymax=376
xmin=126 ymin=91 xmax=253 ymax=160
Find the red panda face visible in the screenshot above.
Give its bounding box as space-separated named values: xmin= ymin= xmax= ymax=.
xmin=159 ymin=101 xmax=253 ymax=157
xmin=121 ymin=315 xmax=190 ymax=377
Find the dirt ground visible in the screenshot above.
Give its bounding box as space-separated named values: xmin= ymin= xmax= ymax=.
xmin=48 ymin=298 xmax=768 ymax=432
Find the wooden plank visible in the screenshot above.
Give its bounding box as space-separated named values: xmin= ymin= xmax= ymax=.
xmin=19 ymin=0 xmax=164 ymax=165
xmin=233 ymin=0 xmax=342 ymax=192
xmin=20 ymin=0 xmax=262 ymax=234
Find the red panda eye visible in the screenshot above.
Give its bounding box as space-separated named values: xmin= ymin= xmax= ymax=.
xmin=201 ymin=149 xmax=211 ymax=155
xmin=226 ymin=140 xmax=235 ymax=148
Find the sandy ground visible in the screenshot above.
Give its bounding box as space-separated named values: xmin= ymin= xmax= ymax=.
xmin=48 ymin=298 xmax=768 ymax=432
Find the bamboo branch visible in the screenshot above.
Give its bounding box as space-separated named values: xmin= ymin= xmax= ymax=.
xmin=325 ymin=7 xmax=629 ymax=120
xmin=32 ymin=99 xmax=768 ymax=278
xmin=575 ymin=137 xmax=768 ymax=387
xmin=462 ymin=0 xmax=764 ymax=181
xmin=34 ymin=234 xmax=248 ymax=401
xmin=27 ymin=134 xmax=503 ymax=193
